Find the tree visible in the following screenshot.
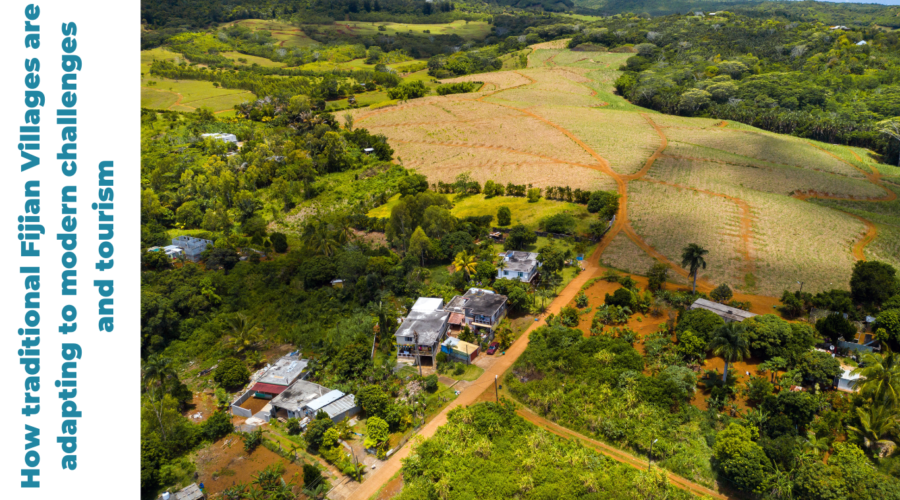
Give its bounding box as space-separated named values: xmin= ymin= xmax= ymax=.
xmin=225 ymin=313 xmax=261 ymax=355
xmin=678 ymin=88 xmax=712 ymax=114
xmin=303 ymin=463 xmax=323 ymax=488
xmin=214 ymin=358 xmax=250 ymax=390
xmin=459 ymin=325 xmax=476 ymax=344
xmin=816 ymin=313 xmax=857 ymax=344
xmin=680 ymin=243 xmax=708 ymax=293
xmin=356 ymin=385 xmax=391 ymax=418
xmin=710 ymin=283 xmax=733 ymax=303
xmin=587 ymin=191 xmax=619 ymax=219
xmin=846 ymin=404 xmax=898 ymax=457
xmin=453 ymin=250 xmax=477 ymax=280
xmin=175 ymin=201 xmax=203 ymax=228
xmin=269 ymin=232 xmax=288 ymax=253
xmin=305 ymin=416 xmax=334 ymax=449
xmin=875 ymin=309 xmax=900 ymax=346
xmin=853 ymin=348 xmax=900 ymax=405
xmin=877 ymin=118 xmax=900 ymax=167
xmin=646 ymin=263 xmax=669 ymax=291
xmin=850 ymin=260 xmax=898 ymax=306
xmin=408 ymin=227 xmax=432 ymax=266
xmin=364 ymin=416 xmax=390 ymax=451
xmin=795 ymin=350 xmax=842 ymax=387
xmin=205 ymin=247 xmax=240 ymax=272
xmin=496 ymin=321 xmax=514 ymax=350
xmin=709 ymin=322 xmax=750 ymax=383
xmin=526 ymin=187 xmax=541 ymax=202
xmin=398 ymin=173 xmax=430 ymax=196
xmin=676 ymin=308 xmax=724 ymax=342
xmin=676 ymin=329 xmax=708 ymax=362
xmin=537 ymin=242 xmax=567 ymax=274
xmin=713 ymin=423 xmax=772 ymax=494
xmin=504 ymin=224 xmax=537 ymax=250
xmin=497 ymin=206 xmax=511 ymax=226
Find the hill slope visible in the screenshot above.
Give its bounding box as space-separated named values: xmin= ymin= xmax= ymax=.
xmin=349 ymin=42 xmax=900 ymax=296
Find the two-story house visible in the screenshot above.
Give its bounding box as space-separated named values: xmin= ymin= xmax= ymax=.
xmin=394 ymin=297 xmax=450 ymax=365
xmin=445 ymin=288 xmax=508 ymax=338
xmin=497 ymin=251 xmax=540 ymax=282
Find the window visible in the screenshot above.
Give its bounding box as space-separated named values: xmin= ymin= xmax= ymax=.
xmin=503 ymin=271 xmax=509 ymax=276
xmin=405 ymin=336 xmax=413 ymax=342
xmin=518 ymin=272 xmax=523 ymax=277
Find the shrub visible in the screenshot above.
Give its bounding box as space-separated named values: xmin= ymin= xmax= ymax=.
xmin=453 ymin=364 xmax=465 ymax=376
xmin=816 ymin=313 xmax=857 ymax=344
xmin=303 ymin=464 xmax=323 ymax=488
xmin=646 ymin=263 xmax=669 ymax=291
xmin=305 ymin=417 xmax=334 ymax=449
xmin=436 ymin=82 xmax=477 ymax=95
xmin=203 ymin=411 xmax=233 ymax=441
xmin=214 ymin=358 xmax=250 ymax=390
xmin=269 ymin=232 xmax=288 ymax=253
xmin=504 ymin=224 xmax=537 ymax=250
xmin=423 ymin=374 xmax=439 ymax=392
xmin=285 ymin=418 xmax=302 ymax=435
xmin=710 ymin=283 xmax=733 ymax=302
xmin=575 ymin=292 xmax=589 ymax=308
xmin=539 ymin=213 xmax=576 ymax=234
xmin=676 ymin=308 xmax=724 ymax=342
xmin=497 ymin=206 xmax=511 ymax=226
xmin=526 ymin=187 xmax=541 ymax=203
xmin=560 ymin=306 xmax=580 ymax=327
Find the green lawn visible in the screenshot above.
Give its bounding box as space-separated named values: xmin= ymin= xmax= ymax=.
xmin=448 ymin=362 xmax=484 ymax=381
xmin=369 ymin=193 xmax=595 ymax=235
xmin=222 ymin=51 xmax=286 ymax=68
xmin=333 ymin=20 xmax=491 ymax=40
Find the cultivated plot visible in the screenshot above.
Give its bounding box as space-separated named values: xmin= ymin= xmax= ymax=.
xmin=628 ymin=181 xmax=747 ymax=289
xmin=867 ymin=224 xmax=900 ymax=271
xmin=653 ymin=152 xmax=887 ymax=200
xmin=600 ymin=232 xmax=688 ymax=284
xmin=664 ymin=127 xmax=861 ymax=178
xmin=535 ymin=107 xmax=660 ymax=175
xmin=392 ymin=142 xmax=617 ymax=191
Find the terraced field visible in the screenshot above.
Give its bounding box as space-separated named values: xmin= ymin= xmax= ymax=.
xmin=349 ymin=42 xmax=899 ymax=296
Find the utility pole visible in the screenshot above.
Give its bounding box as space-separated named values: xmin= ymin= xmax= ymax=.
xmin=494 ymin=375 xmax=499 ymax=403
xmin=649 ymin=438 xmax=657 ymax=468
xmin=413 ymin=330 xmax=422 ymax=377
xmin=797 ymin=281 xmax=804 ymax=294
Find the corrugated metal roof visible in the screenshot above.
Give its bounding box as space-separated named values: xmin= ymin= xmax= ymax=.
xmin=306 ymin=389 xmax=345 ymax=412
xmin=448 ymin=312 xmax=465 ymax=325
xmin=251 ymin=383 xmax=288 ymax=395
xmin=322 ymin=394 xmax=358 ymax=418
xmin=690 ymin=298 xmax=757 ymax=322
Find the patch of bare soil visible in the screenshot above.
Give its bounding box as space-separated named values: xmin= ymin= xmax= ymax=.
xmin=195 ymin=436 xmax=305 ymax=497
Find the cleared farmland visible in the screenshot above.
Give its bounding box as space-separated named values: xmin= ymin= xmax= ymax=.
xmin=350 ymin=47 xmax=900 ymax=296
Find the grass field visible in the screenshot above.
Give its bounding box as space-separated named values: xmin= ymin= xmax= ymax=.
xmin=324 ymin=20 xmax=491 ymax=39
xmin=320 ymin=47 xmax=900 ymax=296
xmin=219 ymin=19 xmax=317 ymax=48
xmin=140 ymin=48 xmax=255 ymax=112
xmin=368 ymin=193 xmax=596 ymax=234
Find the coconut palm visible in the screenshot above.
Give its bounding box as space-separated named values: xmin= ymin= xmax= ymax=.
xmin=709 ymin=322 xmax=750 ymax=383
xmin=797 ymin=430 xmax=830 ymax=459
xmin=680 ymin=243 xmax=709 ymax=293
xmin=142 ymin=354 xmax=176 ymax=397
xmin=453 ymin=250 xmax=477 ymax=280
xmin=853 ymin=347 xmax=900 ymax=406
xmin=847 ymin=404 xmax=898 ymax=457
xmin=226 ymin=313 xmax=262 ymax=355
xmin=245 ymin=350 xmax=266 ymax=369
xmin=302 ymin=220 xmax=342 ymax=257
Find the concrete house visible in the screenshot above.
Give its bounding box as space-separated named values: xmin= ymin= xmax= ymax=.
xmin=497 ymin=251 xmax=540 ymax=282
xmin=201 ymin=132 xmax=238 ymax=144
xmin=445 ymin=288 xmax=508 ymax=336
xmin=835 ymin=368 xmax=861 ymax=393
xmin=395 ymin=297 xmax=450 ymax=365
xmin=269 ymin=381 xmax=359 ymax=423
xmin=690 ymin=298 xmax=757 ymax=323
xmin=171 ymin=236 xmax=213 ymax=262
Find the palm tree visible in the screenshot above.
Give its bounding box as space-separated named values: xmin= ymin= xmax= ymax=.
xmin=709 ymin=322 xmax=750 ymax=383
xmin=496 ymin=259 xmax=508 ymax=278
xmin=142 ymin=354 xmax=176 ymax=397
xmin=303 ymin=220 xmax=341 ymax=257
xmin=681 ymin=243 xmax=709 ymax=293
xmin=847 ymin=404 xmax=898 ymax=457
xmin=226 ymin=313 xmax=261 ymax=355
xmin=245 ymin=350 xmax=266 ymax=369
xmin=853 ymin=347 xmax=900 ymax=406
xmin=796 ymin=430 xmax=830 ymax=459
xmin=453 ymin=250 xmax=477 ymax=280
xmin=302 ymin=483 xmax=328 ymax=500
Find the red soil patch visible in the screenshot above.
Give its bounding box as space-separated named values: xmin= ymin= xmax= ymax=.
xmin=195 ymin=437 xmax=305 ymax=497
xmin=183 ymin=391 xmax=218 ymax=423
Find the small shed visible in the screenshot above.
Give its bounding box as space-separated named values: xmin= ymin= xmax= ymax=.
xmin=835 ymin=368 xmax=861 ymax=393
xmin=160 ymin=483 xmax=205 ymax=500
xmin=363 ymin=147 xmax=375 ymax=155
xmin=441 ymin=337 xmax=479 ymax=363
xmin=330 ymin=279 xmax=344 ymax=288
xmin=690 ymin=298 xmax=756 ymax=323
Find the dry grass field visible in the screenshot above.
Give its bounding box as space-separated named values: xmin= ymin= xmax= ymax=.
xmin=349 ymin=47 xmax=900 ymax=295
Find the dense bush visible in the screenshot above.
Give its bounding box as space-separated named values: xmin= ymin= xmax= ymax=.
xmin=213 ymin=358 xmax=250 ymax=390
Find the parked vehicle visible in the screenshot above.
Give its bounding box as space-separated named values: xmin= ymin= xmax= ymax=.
xmin=487 ymin=342 xmax=499 ymax=355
